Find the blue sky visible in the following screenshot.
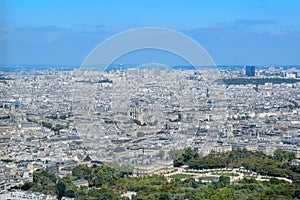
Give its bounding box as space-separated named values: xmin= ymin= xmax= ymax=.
xmin=1 ymin=0 xmax=300 ymax=66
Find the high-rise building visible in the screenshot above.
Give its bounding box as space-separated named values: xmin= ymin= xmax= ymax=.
xmin=245 ymin=66 xmax=255 ymax=76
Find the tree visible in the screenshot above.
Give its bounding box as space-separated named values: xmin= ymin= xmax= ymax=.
xmin=212 ymin=175 xmax=231 ymax=189
xmin=72 ymin=165 xmax=92 ymax=180
xmin=86 ymin=188 xmax=122 ymax=200
xmin=90 ymin=165 xmax=121 ymax=187
xmin=56 ymin=175 xmax=77 ymax=199
xmin=159 ymin=192 xmax=171 ymax=200
xmin=173 ymin=148 xmax=198 ymax=167
xmin=286 ymin=152 xmax=296 ymax=162
xmin=41 ymin=121 xmax=52 ymax=129
xmin=174 ymin=155 xmax=184 ymax=167
xmin=169 ymin=149 xmax=184 ymax=160
xmin=21 ymin=182 xmax=37 ymax=191
xmin=218 ymin=176 xmax=230 ymax=188
xmin=33 ymin=169 xmax=57 ymax=185
xmin=211 ymin=188 xmax=235 ymax=200
xmin=106 ymin=162 xmax=133 ymax=176
xmin=182 ymin=147 xmax=195 ymax=162
xmin=120 ymin=164 xmax=134 ymax=176
xmin=29 ymin=169 xmax=57 ymax=195
xmin=56 ymin=181 xmax=66 ymax=200
xmin=273 ymin=149 xmax=285 ymax=161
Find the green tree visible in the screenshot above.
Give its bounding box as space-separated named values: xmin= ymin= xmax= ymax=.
xmin=41 ymin=121 xmax=52 ymax=129
xmin=273 ymin=149 xmax=285 ymax=161
xmin=33 ymin=169 xmax=57 ymax=185
xmin=56 ymin=175 xmax=77 ymax=199
xmin=56 ymin=181 xmax=66 ymax=200
xmin=211 ymin=188 xmax=235 ymax=200
xmin=90 ymin=165 xmax=121 ymax=187
xmin=212 ymin=175 xmax=230 ymax=189
xmin=21 ymin=182 xmax=37 ymax=191
xmin=72 ymin=165 xmax=92 ymax=180
xmin=159 ymin=192 xmax=171 ymax=200
xmin=87 ymin=188 xmax=122 ymax=200
xmin=182 ymin=147 xmax=196 ymax=162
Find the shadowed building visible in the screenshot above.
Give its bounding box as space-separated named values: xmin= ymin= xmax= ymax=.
xmin=245 ymin=66 xmax=255 ymax=77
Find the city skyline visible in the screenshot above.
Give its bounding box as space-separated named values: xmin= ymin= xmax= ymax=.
xmin=1 ymin=1 xmax=300 ymax=199
xmin=1 ymin=0 xmax=300 ymax=66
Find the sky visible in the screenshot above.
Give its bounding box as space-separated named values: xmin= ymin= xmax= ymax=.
xmin=0 ymin=0 xmax=300 ymax=66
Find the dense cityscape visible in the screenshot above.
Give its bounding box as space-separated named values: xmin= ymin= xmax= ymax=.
xmin=2 ymin=0 xmax=300 ymax=199
xmin=1 ymin=65 xmax=300 ymax=199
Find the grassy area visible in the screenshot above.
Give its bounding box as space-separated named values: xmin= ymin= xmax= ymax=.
xmin=199 ymin=176 xmax=218 ymax=181
xmin=211 ymin=172 xmax=240 ymax=177
xmin=186 ymin=170 xmax=210 ymax=174
xmin=186 ymin=169 xmax=240 ymax=177
xmin=169 ymin=174 xmax=192 ymax=179
xmin=245 ymin=175 xmax=258 ymax=179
